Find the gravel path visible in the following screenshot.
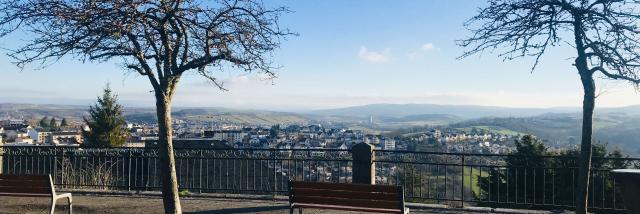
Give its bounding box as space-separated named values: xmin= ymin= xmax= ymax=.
xmin=0 ymin=194 xmax=556 ymax=214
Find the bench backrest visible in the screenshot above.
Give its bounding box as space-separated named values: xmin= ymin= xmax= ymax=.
xmin=289 ymin=181 xmax=404 ymax=211
xmin=0 ymin=174 xmax=54 ymax=197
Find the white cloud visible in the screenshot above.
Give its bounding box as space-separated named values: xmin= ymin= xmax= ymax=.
xmin=358 ymin=46 xmax=390 ymax=63
xmin=421 ymin=43 xmax=435 ymax=51
xmin=407 ymin=42 xmax=438 ymax=60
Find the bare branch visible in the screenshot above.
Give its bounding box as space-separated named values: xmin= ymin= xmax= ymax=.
xmin=0 ymin=0 xmax=294 ymax=91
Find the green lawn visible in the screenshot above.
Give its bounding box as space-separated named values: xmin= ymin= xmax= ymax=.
xmin=456 ymin=125 xmax=524 ymax=136
xmin=463 ymin=167 xmax=488 ymax=194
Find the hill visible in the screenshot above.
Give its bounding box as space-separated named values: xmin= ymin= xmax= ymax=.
xmin=0 ymin=103 xmax=309 ymax=126
xmin=308 ymin=103 xmax=579 ymax=119
xmin=448 ymin=112 xmax=640 ymax=154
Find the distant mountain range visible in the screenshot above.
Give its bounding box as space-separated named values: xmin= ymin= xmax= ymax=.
xmin=308 ymin=103 xmax=640 ymax=119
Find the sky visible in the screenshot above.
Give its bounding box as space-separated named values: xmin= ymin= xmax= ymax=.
xmin=1 ymin=0 xmax=640 ymax=111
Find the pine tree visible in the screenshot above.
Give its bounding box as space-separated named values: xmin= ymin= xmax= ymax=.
xmin=60 ymin=118 xmax=68 ymax=127
xmin=82 ymin=85 xmax=128 ymax=148
xmin=39 ymin=116 xmax=49 ymax=128
xmin=49 ymin=118 xmax=57 ymax=131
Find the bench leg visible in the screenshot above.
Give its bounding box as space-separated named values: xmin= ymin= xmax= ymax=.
xmin=67 ymin=195 xmax=73 ymax=214
xmin=289 ymin=207 xmax=302 ymax=214
xmin=50 ymin=198 xmax=57 ymax=214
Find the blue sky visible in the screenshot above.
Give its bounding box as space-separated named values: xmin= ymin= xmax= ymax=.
xmin=0 ymin=0 xmax=639 ymax=110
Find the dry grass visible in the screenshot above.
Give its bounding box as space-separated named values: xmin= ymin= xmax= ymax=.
xmin=58 ymin=158 xmax=118 ymax=190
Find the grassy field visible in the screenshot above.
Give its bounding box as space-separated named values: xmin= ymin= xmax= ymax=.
xmin=456 ymin=126 xmax=524 ymax=136
xmin=184 ymin=113 xmax=308 ymax=125
xmin=463 ymin=167 xmax=488 ymax=195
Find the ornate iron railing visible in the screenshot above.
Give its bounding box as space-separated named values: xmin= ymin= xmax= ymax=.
xmin=375 ymin=150 xmax=640 ymax=213
xmin=0 ymin=145 xmax=638 ymax=213
xmin=0 ymin=146 xmax=352 ymax=194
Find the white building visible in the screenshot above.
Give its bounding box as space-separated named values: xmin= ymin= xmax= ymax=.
xmin=49 ymin=131 xmax=83 ymax=145
xmin=27 ymin=128 xmax=51 ymax=144
xmin=210 ymin=130 xmax=247 ymax=143
xmin=381 ymin=138 xmax=396 ymax=150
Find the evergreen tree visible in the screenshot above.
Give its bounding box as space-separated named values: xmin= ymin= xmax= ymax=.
xmin=82 ymin=85 xmax=128 ymax=148
xmin=60 ymin=118 xmax=68 ymax=127
xmin=49 ymin=118 xmax=57 ymax=131
xmin=270 ymin=124 xmax=280 ymax=139
xmin=39 ymin=116 xmax=49 ymax=128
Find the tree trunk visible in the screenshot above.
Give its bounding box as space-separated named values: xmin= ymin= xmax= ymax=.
xmin=575 ymin=71 xmax=595 ymax=214
xmin=156 ymin=94 xmax=182 ymax=214
xmin=572 ymin=15 xmax=595 ymax=213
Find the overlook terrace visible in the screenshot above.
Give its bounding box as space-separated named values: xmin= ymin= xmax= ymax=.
xmin=0 ymin=145 xmax=637 ymax=213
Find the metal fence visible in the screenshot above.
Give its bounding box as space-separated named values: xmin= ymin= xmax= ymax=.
xmin=1 ymin=145 xmax=638 ymax=213
xmin=0 ymin=146 xmax=352 ymax=194
xmin=375 ymin=150 xmax=640 ymax=213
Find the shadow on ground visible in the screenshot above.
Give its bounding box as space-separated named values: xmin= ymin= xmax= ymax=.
xmin=185 ymin=205 xmax=289 ymax=214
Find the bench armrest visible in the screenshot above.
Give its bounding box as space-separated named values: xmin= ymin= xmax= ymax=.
xmin=54 ymin=193 xmax=72 ymax=199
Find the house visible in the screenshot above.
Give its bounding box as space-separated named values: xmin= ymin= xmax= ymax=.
xmin=13 ymin=137 xmax=34 ymax=145
xmin=381 ymin=137 xmax=396 ymax=150
xmin=203 ymin=130 xmax=246 ymax=143
xmin=48 ymin=131 xmax=83 ymax=146
xmin=0 ymin=119 xmax=26 ymax=128
xmin=27 ymin=127 xmax=51 ymax=144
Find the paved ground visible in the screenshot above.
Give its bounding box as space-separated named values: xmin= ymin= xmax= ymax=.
xmin=0 ymin=194 xmax=567 ymax=214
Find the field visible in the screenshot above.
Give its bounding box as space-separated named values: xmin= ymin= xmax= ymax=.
xmin=455 ymin=126 xmax=525 ymax=136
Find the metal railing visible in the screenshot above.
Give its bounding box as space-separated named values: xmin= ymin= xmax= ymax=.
xmin=0 ymin=145 xmax=638 ymax=213
xmin=375 ymin=150 xmax=640 ymax=213
xmin=0 ymin=146 xmax=352 ymax=194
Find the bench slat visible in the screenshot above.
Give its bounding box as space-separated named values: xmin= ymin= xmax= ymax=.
xmin=291 ymin=181 xmax=399 ymax=193
xmin=293 ymin=188 xmax=399 ymax=201
xmin=0 ymin=179 xmax=50 ymax=188
xmin=292 ymin=203 xmax=405 ymax=214
xmin=293 ymin=195 xmax=401 ymax=209
xmin=0 ymin=192 xmax=51 ymax=197
xmin=0 ymin=186 xmax=51 ymax=194
xmin=0 ymin=174 xmax=49 ymax=180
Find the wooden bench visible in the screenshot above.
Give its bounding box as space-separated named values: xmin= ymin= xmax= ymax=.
xmin=0 ymin=174 xmax=72 ymax=214
xmin=288 ymin=181 xmax=409 ymax=214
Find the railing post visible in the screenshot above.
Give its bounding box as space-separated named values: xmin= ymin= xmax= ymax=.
xmin=128 ymin=149 xmax=132 ymax=192
xmin=53 ymin=148 xmax=57 ymax=184
xmin=352 ymin=142 xmax=375 ymax=184
xmin=273 ymin=149 xmax=277 ymax=194
xmin=199 ymin=149 xmax=203 ymax=194
xmin=0 ymin=141 xmax=3 ymax=174
xmin=461 ymin=154 xmax=465 ymax=208
xmin=60 ymin=148 xmax=65 ymax=186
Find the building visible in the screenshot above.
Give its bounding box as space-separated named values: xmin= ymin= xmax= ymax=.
xmin=13 ymin=137 xmax=34 ymax=145
xmin=381 ymin=137 xmax=396 ymax=150
xmin=204 ymin=130 xmax=247 ymax=143
xmin=0 ymin=119 xmax=26 ymax=128
xmin=364 ymin=134 xmax=380 ymax=145
xmin=48 ymin=131 xmax=83 ymax=146
xmin=27 ymin=128 xmax=51 ymax=144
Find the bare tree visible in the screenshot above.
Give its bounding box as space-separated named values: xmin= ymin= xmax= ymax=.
xmin=458 ymin=0 xmax=640 ymax=213
xmin=0 ymin=0 xmax=293 ymax=213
